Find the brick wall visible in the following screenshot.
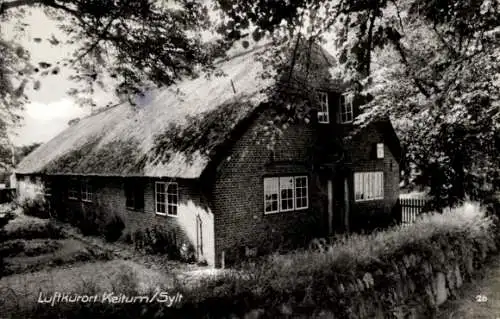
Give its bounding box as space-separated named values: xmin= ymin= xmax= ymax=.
xmin=210 ymin=112 xmax=400 ymax=266
xmin=17 ymin=174 xmax=216 ymax=266
xmin=344 ymin=123 xmax=401 ymax=231
xmin=211 ymin=110 xmax=325 ymax=267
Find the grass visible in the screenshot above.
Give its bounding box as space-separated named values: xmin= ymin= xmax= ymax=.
xmin=2 ymin=213 xmax=64 ymax=241
xmin=0 ymin=239 xmax=62 ymax=257
xmin=273 ymin=202 xmax=492 ymax=269
xmin=3 ymin=239 xmax=111 ymax=275
xmin=1 ymin=202 xmax=497 ymax=318
xmin=174 ymin=202 xmax=497 ymax=317
xmin=0 ymin=259 xmax=175 ymax=315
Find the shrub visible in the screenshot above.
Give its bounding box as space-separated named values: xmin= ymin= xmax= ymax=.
xmin=20 ymin=196 xmax=50 ymax=219
xmin=103 ymin=214 xmax=125 ymax=242
xmin=183 ymin=202 xmax=496 ymax=317
xmin=0 ymin=240 xmax=25 ymax=257
xmin=9 ymin=203 xmax=496 ymax=318
xmin=2 ymin=220 xmax=65 ymax=241
xmin=0 ymin=211 xmax=15 ymax=278
xmin=123 ymin=231 xmax=133 ymax=244
xmin=139 ymin=226 xmax=180 ymax=260
xmin=180 ymin=243 xmax=196 ymax=263
xmin=75 ymin=207 xmax=100 ymax=237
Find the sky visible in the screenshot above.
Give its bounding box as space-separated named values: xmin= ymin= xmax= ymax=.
xmin=3 ymin=8 xmax=113 ymax=146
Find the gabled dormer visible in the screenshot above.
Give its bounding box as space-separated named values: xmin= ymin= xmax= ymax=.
xmin=312 ymin=90 xmax=355 ymax=126
xmin=312 ymin=84 xmax=369 ymax=128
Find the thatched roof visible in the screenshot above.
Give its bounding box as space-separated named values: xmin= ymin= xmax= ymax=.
xmin=16 ymin=39 xmax=342 ymax=179
xmin=16 ymin=45 xmax=274 ymax=178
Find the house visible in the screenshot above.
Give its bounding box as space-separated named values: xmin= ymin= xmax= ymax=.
xmin=15 ymin=40 xmax=401 ymax=267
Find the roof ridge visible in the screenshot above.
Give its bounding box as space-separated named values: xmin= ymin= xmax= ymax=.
xmin=214 ymin=42 xmax=273 ymax=65
xmin=76 ymin=44 xmax=272 ymax=122
xmin=77 ymin=102 xmax=125 ymax=122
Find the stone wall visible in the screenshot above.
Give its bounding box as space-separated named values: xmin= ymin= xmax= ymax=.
xmin=169 ymin=211 xmax=498 ymax=319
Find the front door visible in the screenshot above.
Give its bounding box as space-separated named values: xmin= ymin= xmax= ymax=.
xmin=196 ymin=215 xmax=203 ymax=258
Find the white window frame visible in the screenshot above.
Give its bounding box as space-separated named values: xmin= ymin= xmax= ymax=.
xmin=316 ymin=91 xmax=329 ymax=124
xmin=340 ymin=92 xmax=354 ymax=124
xmin=264 ymin=178 xmax=279 ymax=214
xmin=81 ymin=181 xmax=93 ymax=202
xmin=155 ymin=181 xmax=178 ymax=217
xmin=354 ymin=172 xmax=384 ymax=202
xmin=263 ymin=176 xmax=309 ymax=214
xmin=68 ymin=180 xmax=79 ymax=200
xmin=279 ymin=176 xmax=295 ymax=212
xmin=295 ymin=176 xmax=309 ymax=209
xmin=377 ymin=143 xmax=384 ymax=159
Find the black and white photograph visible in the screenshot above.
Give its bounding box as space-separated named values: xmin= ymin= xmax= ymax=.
xmin=0 ymin=0 xmax=499 ymax=318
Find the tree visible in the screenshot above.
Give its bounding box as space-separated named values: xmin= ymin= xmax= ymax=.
xmin=14 ymin=142 xmax=41 ymax=163
xmin=0 ymin=0 xmax=223 ymax=103
xmin=0 ymin=0 xmax=226 ymax=169
xmin=214 ymin=0 xmax=500 ymax=207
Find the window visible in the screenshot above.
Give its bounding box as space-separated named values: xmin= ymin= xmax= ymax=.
xmin=316 ymin=91 xmax=329 ymax=124
xmin=295 ymin=176 xmax=308 ymax=209
xmin=44 ymin=180 xmax=52 ymax=197
xmin=263 ymin=176 xmax=308 ymax=214
xmin=81 ymin=181 xmax=93 ymax=202
xmin=68 ymin=180 xmax=79 ymax=200
xmin=340 ymin=92 xmax=354 ymax=123
xmin=125 ymin=181 xmax=144 ymax=210
xmin=377 ymin=143 xmax=384 ymax=159
xmin=264 ymin=178 xmax=279 ymax=213
xmin=155 ymin=182 xmax=178 ymax=216
xmin=279 ymin=176 xmax=295 ymax=212
xmin=354 ymin=172 xmax=384 ymax=201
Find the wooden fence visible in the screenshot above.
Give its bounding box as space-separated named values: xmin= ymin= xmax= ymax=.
xmin=399 ymin=197 xmax=429 ymax=224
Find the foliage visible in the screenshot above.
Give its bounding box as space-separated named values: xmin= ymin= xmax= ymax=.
xmin=103 ymin=214 xmax=125 ymax=243
xmin=0 ymin=239 xmax=61 ymax=257
xmin=152 ymin=97 xmax=256 ymax=163
xmin=0 ymin=144 xmax=41 ymax=178
xmin=20 ymin=195 xmax=50 ymax=219
xmin=0 ymin=210 xmax=15 ymax=277
xmin=15 ymin=142 xmax=42 ymax=163
xmin=0 ymin=0 xmax=225 ymax=164
xmin=1 ymin=0 xmax=498 ymax=207
xmin=66 ymin=204 xmax=122 ymax=240
xmin=132 ymin=226 xmax=180 ymax=260
xmin=1 ymin=219 xmax=64 ymax=241
xmin=6 ymin=202 xmax=498 ymax=318
xmin=216 ymin=0 xmax=500 ymax=207
xmin=0 ymin=0 xmax=223 ymax=106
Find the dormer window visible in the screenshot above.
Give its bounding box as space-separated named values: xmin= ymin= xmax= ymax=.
xmin=316 ymin=91 xmax=329 ymax=124
xmin=340 ymin=92 xmax=354 ymax=123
